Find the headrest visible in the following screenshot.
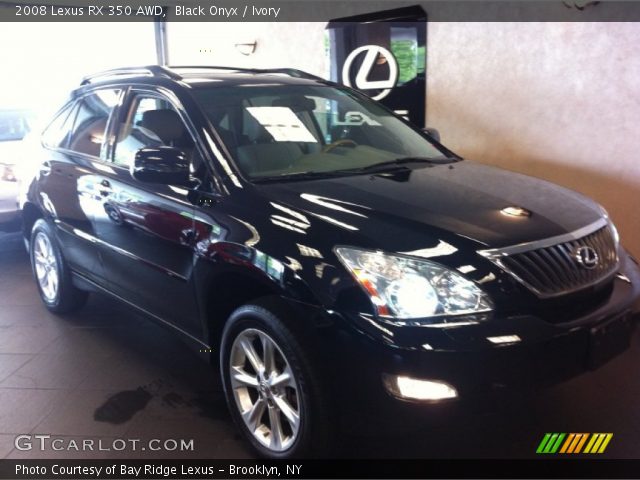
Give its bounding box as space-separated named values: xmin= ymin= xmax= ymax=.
xmin=272 ymin=95 xmax=316 ymax=112
xmin=68 ymin=117 xmax=107 ymax=156
xmin=85 ymin=117 xmax=107 ymax=136
xmin=139 ymin=109 xmax=185 ymax=144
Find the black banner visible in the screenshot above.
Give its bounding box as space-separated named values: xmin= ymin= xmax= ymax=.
xmin=327 ymin=6 xmax=427 ymax=128
xmin=2 ymin=459 xmax=640 ymax=480
xmin=2 ymin=1 xmax=640 ymax=22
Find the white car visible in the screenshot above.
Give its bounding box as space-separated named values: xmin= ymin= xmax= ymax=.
xmin=0 ymin=109 xmax=32 ymax=230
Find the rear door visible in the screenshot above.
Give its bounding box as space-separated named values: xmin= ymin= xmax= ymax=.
xmin=37 ymin=89 xmax=122 ymax=285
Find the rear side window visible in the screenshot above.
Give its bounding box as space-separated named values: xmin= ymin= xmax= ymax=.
xmin=42 ymin=102 xmax=75 ymax=149
xmin=66 ymin=89 xmax=121 ymax=158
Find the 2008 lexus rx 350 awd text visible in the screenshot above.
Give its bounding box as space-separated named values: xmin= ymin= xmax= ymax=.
xmin=20 ymin=66 xmax=640 ymax=458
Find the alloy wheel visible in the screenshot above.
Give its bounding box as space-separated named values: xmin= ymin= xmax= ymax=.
xmin=33 ymin=232 xmax=59 ymax=302
xmin=229 ymin=328 xmax=301 ymax=452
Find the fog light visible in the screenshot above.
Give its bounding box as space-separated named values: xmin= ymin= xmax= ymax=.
xmin=487 ymin=334 xmax=521 ymax=345
xmin=383 ymin=374 xmax=458 ymax=401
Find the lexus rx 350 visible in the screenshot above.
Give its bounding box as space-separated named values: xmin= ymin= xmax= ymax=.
xmin=21 ymin=66 xmax=640 ymax=458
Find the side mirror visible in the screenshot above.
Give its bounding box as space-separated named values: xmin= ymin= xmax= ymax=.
xmin=131 ymin=147 xmax=191 ymax=186
xmin=423 ymin=127 xmax=441 ymax=143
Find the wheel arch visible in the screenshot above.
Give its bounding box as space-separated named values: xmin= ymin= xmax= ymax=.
xmin=200 ymin=268 xmax=327 ymax=361
xmin=21 ymin=201 xmax=44 ymax=246
xmin=202 ymin=271 xmax=280 ymax=354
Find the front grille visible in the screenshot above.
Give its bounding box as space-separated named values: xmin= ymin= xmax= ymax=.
xmin=479 ymin=221 xmax=619 ymax=298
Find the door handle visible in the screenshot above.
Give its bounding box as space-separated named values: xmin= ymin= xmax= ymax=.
xmin=39 ymin=161 xmax=52 ymax=175
xmin=180 ymin=228 xmax=197 ymax=245
xmin=187 ymin=189 xmax=222 ymax=208
xmin=99 ymin=179 xmax=112 ymax=197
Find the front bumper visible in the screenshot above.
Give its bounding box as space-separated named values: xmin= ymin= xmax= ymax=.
xmin=322 ymin=252 xmax=640 ymax=427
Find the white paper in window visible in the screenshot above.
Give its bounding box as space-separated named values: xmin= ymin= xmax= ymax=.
xmin=246 ymin=107 xmax=317 ymax=143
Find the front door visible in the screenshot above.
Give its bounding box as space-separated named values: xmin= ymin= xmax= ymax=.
xmin=91 ymin=91 xmax=203 ymax=337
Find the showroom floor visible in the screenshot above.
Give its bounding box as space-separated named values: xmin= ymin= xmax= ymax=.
xmin=0 ymin=231 xmax=639 ymax=459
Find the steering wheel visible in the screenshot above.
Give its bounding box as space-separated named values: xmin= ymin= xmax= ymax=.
xmin=322 ymin=138 xmax=358 ymax=153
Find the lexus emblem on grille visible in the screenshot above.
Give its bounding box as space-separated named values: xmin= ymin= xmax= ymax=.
xmin=574 ymin=246 xmax=599 ymax=269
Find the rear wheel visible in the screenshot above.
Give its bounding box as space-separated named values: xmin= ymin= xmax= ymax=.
xmin=30 ymin=219 xmax=88 ymax=313
xmin=220 ymin=300 xmax=331 ymax=458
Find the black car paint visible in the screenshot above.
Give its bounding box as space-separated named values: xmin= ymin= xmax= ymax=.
xmin=21 ymin=72 xmax=640 ymax=413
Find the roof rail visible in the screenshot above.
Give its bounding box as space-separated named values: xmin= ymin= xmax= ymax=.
xmin=259 ymin=68 xmax=325 ymax=81
xmin=80 ymin=65 xmax=181 ymax=85
xmin=167 ymin=65 xmax=325 ymax=81
xmin=80 ymin=65 xmax=325 ymax=86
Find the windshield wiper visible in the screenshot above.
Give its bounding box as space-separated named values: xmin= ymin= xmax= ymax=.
xmin=252 ymin=170 xmax=347 ymax=183
xmin=365 ymin=156 xmax=452 ymax=169
xmin=338 ymin=156 xmax=452 ymax=174
xmin=252 ymin=157 xmax=453 ymax=183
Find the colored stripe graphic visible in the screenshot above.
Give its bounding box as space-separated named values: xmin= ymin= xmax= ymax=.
xmin=550 ymin=433 xmax=565 ymax=453
xmin=544 ymin=433 xmax=559 ymax=453
xmin=583 ymin=434 xmax=598 ymax=453
xmin=584 ymin=433 xmax=613 ymax=454
xmin=536 ymin=433 xmax=565 ymax=454
xmin=574 ymin=434 xmax=589 ymax=453
xmin=537 ymin=433 xmax=613 ymax=454
xmin=536 ymin=433 xmax=552 ymax=454
xmin=598 ymin=433 xmax=614 ymax=453
xmin=559 ymin=433 xmax=575 ymax=453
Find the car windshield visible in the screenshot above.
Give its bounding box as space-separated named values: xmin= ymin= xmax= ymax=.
xmin=0 ymin=110 xmax=32 ymax=142
xmin=192 ymin=84 xmax=455 ymax=181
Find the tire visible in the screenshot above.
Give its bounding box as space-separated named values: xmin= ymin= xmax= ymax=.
xmin=220 ymin=298 xmax=331 ymax=458
xmin=29 ymin=219 xmax=88 ymax=314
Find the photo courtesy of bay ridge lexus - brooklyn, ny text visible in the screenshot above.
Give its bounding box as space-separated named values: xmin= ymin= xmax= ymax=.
xmin=0 ymin=1 xmax=640 ymax=479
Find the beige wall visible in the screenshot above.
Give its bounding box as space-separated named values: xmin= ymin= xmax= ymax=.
xmin=428 ymin=22 xmax=640 ymax=257
xmin=167 ymin=21 xmax=640 ymax=257
xmin=167 ymin=22 xmax=328 ymax=76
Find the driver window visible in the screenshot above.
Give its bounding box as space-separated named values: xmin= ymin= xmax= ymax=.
xmin=113 ymin=94 xmax=203 ymax=175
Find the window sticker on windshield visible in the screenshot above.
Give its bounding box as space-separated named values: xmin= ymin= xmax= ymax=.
xmin=246 ymin=106 xmax=317 ymax=143
xmin=334 ymin=111 xmax=382 ymax=126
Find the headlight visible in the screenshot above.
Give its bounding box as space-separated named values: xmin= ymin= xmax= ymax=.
xmin=0 ymin=163 xmax=17 ymax=182
xmin=335 ymin=247 xmax=493 ymax=321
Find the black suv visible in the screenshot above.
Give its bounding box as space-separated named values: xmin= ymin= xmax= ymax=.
xmin=22 ymin=66 xmax=640 ymax=458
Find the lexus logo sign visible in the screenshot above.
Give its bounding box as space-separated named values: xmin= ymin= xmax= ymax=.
xmin=341 ymin=45 xmax=399 ymax=101
xmin=573 ymin=246 xmax=599 ymax=270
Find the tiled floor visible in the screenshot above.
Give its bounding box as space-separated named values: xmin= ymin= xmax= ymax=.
xmin=0 ymin=231 xmax=639 ymax=459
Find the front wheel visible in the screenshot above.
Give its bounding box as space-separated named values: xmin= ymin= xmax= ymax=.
xmin=220 ymin=300 xmax=331 ymax=458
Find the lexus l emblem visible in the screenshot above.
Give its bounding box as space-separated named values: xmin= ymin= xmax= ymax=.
xmin=342 ymin=45 xmax=399 ymax=101
xmin=574 ymin=246 xmax=599 ymax=269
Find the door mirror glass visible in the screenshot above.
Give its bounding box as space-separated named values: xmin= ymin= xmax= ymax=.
xmin=423 ymin=127 xmax=440 ymax=143
xmin=131 ymin=146 xmax=191 ymax=186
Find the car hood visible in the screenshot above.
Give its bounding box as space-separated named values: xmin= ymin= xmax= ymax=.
xmin=255 ymin=161 xmax=602 ymax=250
